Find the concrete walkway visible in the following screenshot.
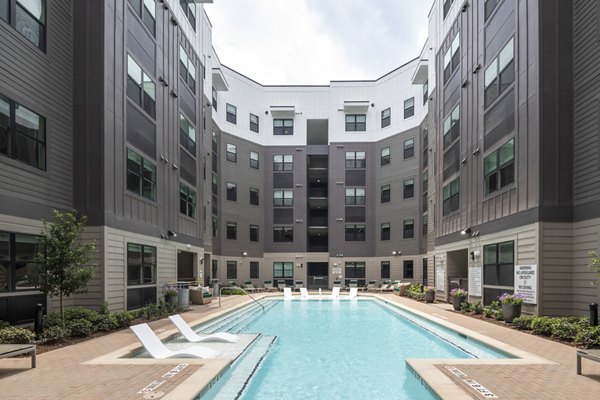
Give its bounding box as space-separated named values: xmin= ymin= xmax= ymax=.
xmin=0 ymin=293 xmax=598 ymax=399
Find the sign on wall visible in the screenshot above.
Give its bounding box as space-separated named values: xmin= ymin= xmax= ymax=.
xmin=468 ymin=267 xmax=482 ymax=297
xmin=435 ymin=264 xmax=445 ymax=291
xmin=331 ymin=267 xmax=342 ymax=275
xmin=515 ymin=264 xmax=537 ymax=304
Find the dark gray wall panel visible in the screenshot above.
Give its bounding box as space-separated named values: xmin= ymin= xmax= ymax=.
xmin=126 ymin=8 xmax=155 ymax=75
xmin=273 ymin=173 xmax=293 ymax=188
xmin=484 ymin=0 xmax=516 ymax=63
xmin=179 ymin=81 xmax=196 ymax=121
xmin=484 ymin=90 xmax=515 ymax=150
xmin=345 ymin=170 xmax=366 ymax=186
xmin=180 ymin=150 xmax=196 ymax=184
xmin=127 ymin=102 xmax=156 ymax=158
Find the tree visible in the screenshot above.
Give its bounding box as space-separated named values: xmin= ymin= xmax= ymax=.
xmin=590 ymin=251 xmax=600 ymax=277
xmin=30 ymin=210 xmax=96 ymax=325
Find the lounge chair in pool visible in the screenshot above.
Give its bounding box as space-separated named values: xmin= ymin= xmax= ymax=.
xmin=263 ymin=280 xmax=278 ymax=292
xmin=300 ymin=288 xmax=310 ymax=299
xmin=283 ymin=287 xmax=293 ymax=300
xmin=348 ymin=280 xmax=358 ymax=291
xmin=277 ymin=279 xmax=288 ymax=291
xmin=348 ymin=287 xmax=358 ymax=299
xmin=332 ymin=280 xmax=342 ymax=288
xmin=130 ymin=323 xmax=221 ymax=359
xmin=365 ymin=280 xmax=377 ymax=292
xmin=294 ymin=280 xmax=305 ymax=291
xmin=168 ymin=315 xmax=240 ymax=343
xmin=330 ymin=287 xmax=341 ymax=299
xmin=243 ymin=280 xmax=260 ymax=293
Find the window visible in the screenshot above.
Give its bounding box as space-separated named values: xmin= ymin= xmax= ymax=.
xmin=250 ymin=225 xmax=259 ymax=242
xmin=226 ymin=222 xmax=237 ymax=240
xmin=403 ymin=260 xmax=414 ymax=279
xmin=127 ymin=243 xmax=156 ymax=286
xmin=226 ymin=143 xmax=237 ymax=163
xmin=484 ymin=38 xmax=515 ymax=106
xmin=345 ymin=114 xmax=366 ymax=131
xmin=443 ymin=33 xmax=460 ymax=83
xmin=250 ymin=262 xmax=259 ymax=279
xmin=443 ymin=177 xmax=460 ymax=216
xmin=403 ymin=220 xmax=414 ymax=239
xmin=381 ymin=147 xmax=390 ymax=166
xmin=404 ymin=179 xmax=414 ymax=199
xmin=273 ymin=262 xmax=293 ymax=279
xmin=381 ymin=261 xmax=391 ymax=280
xmin=274 ymin=119 xmax=293 ymax=135
xmin=484 ymin=139 xmax=514 ymax=195
xmin=404 ymin=138 xmax=415 ymax=159
xmin=226 ymin=182 xmax=237 ymax=201
xmin=345 ymin=188 xmax=366 ymax=205
xmin=250 ymin=113 xmax=259 ymax=133
xmin=273 ymin=190 xmax=293 ymax=206
xmin=212 ymin=87 xmax=218 ymax=111
xmin=345 ymin=262 xmax=366 ymax=286
xmin=483 ymin=241 xmax=514 ymax=287
xmin=485 ymin=0 xmax=500 ymax=21
xmin=381 ymin=108 xmax=391 ymax=128
xmin=179 ymin=183 xmax=196 ymax=218
xmin=381 ymin=223 xmax=390 ymax=241
xmin=179 ymin=113 xmax=196 ymax=154
xmin=404 ymin=98 xmax=415 ymax=119
xmin=443 ymin=104 xmax=460 ymax=150
xmin=0 ymin=94 xmax=46 ymax=170
xmin=345 ymin=151 xmax=366 ymax=168
xmin=226 ymin=261 xmax=237 ymax=280
xmin=249 ymin=151 xmax=259 ymax=169
xmin=212 ymin=131 xmax=218 ymax=153
xmin=443 ymin=0 xmax=454 ymax=19
xmin=273 ymin=154 xmax=293 ymax=171
xmin=2 ymin=0 xmax=47 ymax=49
xmin=211 ymin=216 xmax=217 ymax=237
xmin=423 ymin=81 xmax=428 ymax=105
xmin=211 ymin=173 xmax=217 ymax=195
xmin=226 ymin=103 xmax=237 ymax=124
xmin=127 ymin=55 xmax=156 ymax=118
xmin=179 ymin=0 xmax=196 ymax=29
xmin=126 ymin=148 xmax=156 ymax=201
xmin=250 ymin=187 xmax=259 ymax=206
xmin=273 ymin=226 xmax=293 ymax=242
xmin=423 ymin=169 xmax=429 ymax=192
xmin=0 ymin=232 xmax=40 ymax=292
xmin=423 ymin=212 xmax=429 ymax=235
xmin=345 ymin=224 xmax=366 ymax=241
xmin=381 ymin=184 xmax=390 ymax=203
xmin=179 ymin=45 xmax=196 ymax=92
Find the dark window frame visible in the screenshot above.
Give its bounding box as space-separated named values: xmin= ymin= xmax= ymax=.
xmin=381 ymin=108 xmax=391 ymax=128
xmin=484 ymin=0 xmax=501 ymax=21
xmin=2 ymin=0 xmax=48 ymax=50
xmin=404 ymin=179 xmax=414 ymax=199
xmin=0 ymin=231 xmax=41 ymax=293
xmin=226 ymin=221 xmax=237 ymax=240
xmin=226 ymin=143 xmax=237 ymax=163
xmin=345 ymin=151 xmax=366 ymax=169
xmin=226 ymin=182 xmax=237 ymax=201
xmin=403 ymin=260 xmax=414 ymax=279
xmin=273 ymin=226 xmax=294 ymax=242
xmin=249 ymin=150 xmax=259 ymax=169
xmin=249 ymin=224 xmax=259 ymax=242
xmin=273 ymin=119 xmax=294 ymax=135
xmin=403 ymin=219 xmax=414 ymax=239
xmin=249 ymin=187 xmax=259 ymax=206
xmin=381 ymin=261 xmax=391 ymax=280
xmin=345 ymin=114 xmax=366 ymax=132
xmin=212 ymin=87 xmax=218 ymax=111
xmin=381 ymin=184 xmax=391 ymax=203
xmin=443 ymin=104 xmax=460 ymax=150
xmin=226 ymin=103 xmax=237 ymax=124
xmin=179 ymin=112 xmax=196 ymax=155
xmin=484 ymin=37 xmax=515 ymax=107
xmin=127 ymin=54 xmax=156 ymax=119
xmin=250 ymin=261 xmax=259 ymax=279
xmin=380 ymin=146 xmax=390 ymax=166
xmin=345 ymin=224 xmax=366 ymax=241
xmin=179 ymin=183 xmax=196 ymax=218
xmin=381 ymin=223 xmax=390 ymax=241
xmin=226 ymin=260 xmax=237 ymax=280
xmin=126 ymin=242 xmax=157 ymax=286
xmin=443 ymin=0 xmax=454 ymax=19
xmin=126 ymin=148 xmax=156 ymax=201
xmin=483 ymin=241 xmax=514 ymax=287
xmin=273 ymin=154 xmax=293 ymax=171
xmin=179 ymin=44 xmax=196 ymax=92
xmin=250 ymin=113 xmax=259 ymax=133
xmin=179 ymin=0 xmax=197 ymax=30
xmin=273 ymin=190 xmax=293 ymax=207
xmin=345 ymin=188 xmax=366 ymax=205
xmin=404 ymin=138 xmax=415 ymax=159
xmin=423 ymin=81 xmax=428 ymax=105
xmin=484 ymin=138 xmax=515 ymax=195
xmin=273 ymin=262 xmax=293 ymax=279
xmin=403 ymin=97 xmax=415 ymax=119
xmin=443 ymin=33 xmax=460 ymax=84
xmin=442 ymin=177 xmax=460 ymax=216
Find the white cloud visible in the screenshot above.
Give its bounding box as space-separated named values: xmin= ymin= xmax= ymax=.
xmin=205 ymin=0 xmax=433 ymax=85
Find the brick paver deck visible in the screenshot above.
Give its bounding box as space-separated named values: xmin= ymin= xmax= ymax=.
xmin=0 ymin=293 xmax=599 ymax=399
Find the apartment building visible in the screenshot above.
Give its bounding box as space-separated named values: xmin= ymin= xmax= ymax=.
xmin=0 ymin=0 xmax=598 ymax=323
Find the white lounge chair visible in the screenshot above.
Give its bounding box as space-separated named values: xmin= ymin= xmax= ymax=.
xmin=130 ymin=323 xmax=221 ymax=359
xmin=168 ymin=315 xmax=240 ymax=343
xmin=283 ymin=287 xmax=293 ymax=300
xmin=348 ymin=287 xmax=358 ymax=299
xmin=243 ymin=280 xmax=260 ymax=293
xmin=300 ymin=288 xmax=310 ymax=299
xmin=330 ymin=287 xmax=341 ymax=299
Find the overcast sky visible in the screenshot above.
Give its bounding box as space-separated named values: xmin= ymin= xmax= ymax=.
xmin=204 ymin=0 xmax=433 ymax=85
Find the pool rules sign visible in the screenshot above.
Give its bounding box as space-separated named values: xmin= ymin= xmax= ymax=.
xmin=515 ymin=264 xmax=537 ymax=305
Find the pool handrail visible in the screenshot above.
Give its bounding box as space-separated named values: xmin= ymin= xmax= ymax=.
xmin=219 ymin=286 xmax=265 ymax=312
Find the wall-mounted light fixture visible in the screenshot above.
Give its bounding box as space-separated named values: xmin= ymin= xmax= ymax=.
xmin=392 ymin=250 xmax=402 ymax=256
xmin=167 ymin=230 xmax=177 ymax=238
xmin=461 ymin=228 xmax=472 ymax=236
xmin=242 ymin=251 xmax=248 ymax=256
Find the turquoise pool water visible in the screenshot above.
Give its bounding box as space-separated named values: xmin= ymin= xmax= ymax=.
xmin=200 ymin=299 xmax=508 ymax=399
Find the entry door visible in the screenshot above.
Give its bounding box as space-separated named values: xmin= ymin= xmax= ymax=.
xmin=422 ymin=258 xmax=428 ymax=286
xmin=307 ymin=262 xmax=329 ymax=289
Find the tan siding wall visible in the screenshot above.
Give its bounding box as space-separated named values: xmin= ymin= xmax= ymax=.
xmin=572 ymin=218 xmax=600 ymax=313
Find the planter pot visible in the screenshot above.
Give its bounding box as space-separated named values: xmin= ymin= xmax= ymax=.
xmin=165 ymin=294 xmax=178 ymax=306
xmin=425 ymin=291 xmax=435 ymax=303
xmin=502 ymin=303 xmax=522 ymax=323
xmin=452 ymin=295 xmax=466 ymax=311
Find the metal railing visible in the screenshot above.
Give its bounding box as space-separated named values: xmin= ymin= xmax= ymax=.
xmin=219 ymin=286 xmax=265 ymax=312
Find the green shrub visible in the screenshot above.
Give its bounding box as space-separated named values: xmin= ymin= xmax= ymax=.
xmin=551 ymin=319 xmax=580 ymax=341
xmin=472 ymin=301 xmax=483 ymax=315
xmin=483 ymin=301 xmax=502 ymax=319
xmin=0 ymin=327 xmax=35 ymax=344
xmin=531 ymin=317 xmax=559 ymax=336
xmin=67 ymin=319 xmax=94 ymax=337
xmin=0 ymin=320 xmax=10 ymax=329
xmin=222 ymin=288 xmax=247 ymax=296
xmin=95 ymin=314 xmax=119 ymax=332
xmin=112 ymin=311 xmax=136 ymax=328
xmin=576 ymin=325 xmax=600 ymax=349
xmin=43 ymin=313 xmax=64 ymax=329
xmin=512 ymin=316 xmax=534 ymax=330
xmin=460 ymin=301 xmax=472 ymax=313
xmin=39 ymin=326 xmax=70 ymax=344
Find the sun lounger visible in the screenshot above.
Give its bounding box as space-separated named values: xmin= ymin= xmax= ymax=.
xmin=330 ymin=287 xmax=341 ymax=299
xmin=294 ymin=280 xmax=305 ymax=291
xmin=168 ymin=315 xmax=239 ymax=343
xmin=348 ymin=287 xmax=358 ymax=299
xmin=332 ymin=280 xmax=342 ymax=288
xmin=283 ymin=287 xmax=293 ymax=300
xmin=243 ymin=280 xmax=260 ymax=293
xmin=300 ymin=288 xmax=310 ymax=298
xmin=577 ymin=349 xmax=600 ymax=375
xmin=349 ymin=280 xmax=358 ymax=290
xmin=130 ymin=323 xmax=221 ymax=359
xmin=0 ymin=344 xmax=36 ymax=368
xmin=277 ymin=279 xmax=288 ymax=291
xmin=263 ymin=280 xmax=278 ymax=292
xmin=374 ymin=282 xmax=394 ymax=292
xmin=365 ymin=280 xmax=377 ymax=292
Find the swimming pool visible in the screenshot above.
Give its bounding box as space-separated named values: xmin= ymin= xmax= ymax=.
xmin=197 ymin=298 xmax=509 ymax=399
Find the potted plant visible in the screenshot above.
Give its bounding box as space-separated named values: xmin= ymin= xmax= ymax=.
xmin=499 ymin=292 xmax=524 ymax=323
xmin=164 ymin=286 xmax=179 ymax=306
xmin=424 ymin=287 xmax=436 ymax=303
xmin=201 ymin=291 xmax=213 ymax=305
xmin=450 ymin=288 xmax=468 ymax=311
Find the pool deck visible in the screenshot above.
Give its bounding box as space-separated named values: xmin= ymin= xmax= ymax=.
xmin=0 ymin=293 xmax=598 ymax=399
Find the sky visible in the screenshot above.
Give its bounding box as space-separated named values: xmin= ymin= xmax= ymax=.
xmin=204 ymin=0 xmax=433 ymax=85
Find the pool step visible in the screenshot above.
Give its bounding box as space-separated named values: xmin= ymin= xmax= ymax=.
xmin=201 ymin=300 xmax=276 ymax=334
xmin=202 ymin=334 xmax=277 ymax=400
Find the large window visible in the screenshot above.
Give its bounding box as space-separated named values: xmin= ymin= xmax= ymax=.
xmin=381 ymin=223 xmax=390 ymax=241
xmin=345 ymin=224 xmax=366 ymax=241
xmin=212 ymin=87 xmax=218 ymax=111
xmin=443 ymin=33 xmax=460 ymax=83
xmin=0 ymin=93 xmax=46 ymax=170
xmin=250 ymin=187 xmax=259 ymax=206
xmin=273 ymin=262 xmax=293 ymax=279
xmin=211 ymin=173 xmax=217 ymax=195
xmin=2 ymin=0 xmax=46 ymax=50
xmin=404 ymin=179 xmax=414 ymax=199
xmin=273 ymin=190 xmax=293 ymax=207
xmin=0 ymin=232 xmax=40 ymax=292
xmin=226 ymin=222 xmax=237 ymax=240
xmin=179 ymin=45 xmax=196 ymax=92
xmin=443 ymin=104 xmax=460 ymax=149
xmin=249 ymin=150 xmax=259 ymax=169
xmin=484 ymin=241 xmax=514 ymax=287
xmin=484 ymin=139 xmax=515 ymax=195
xmin=127 ymin=243 xmax=156 ymax=286
xmin=250 ymin=225 xmax=259 ymax=242
xmin=274 ymin=119 xmax=293 ymax=135
xmin=403 ymin=220 xmax=414 ymax=239
xmin=404 ymin=98 xmax=415 ymax=119
xmin=273 ymin=154 xmax=293 ymax=171
xmin=381 ymin=147 xmax=390 ymax=166
xmin=179 ymin=0 xmax=196 ymax=30
xmin=226 ymin=143 xmax=237 ymax=163
xmin=273 ymin=226 xmax=293 ymax=242
xmin=484 ymin=38 xmax=515 ymax=106
xmin=381 ymin=184 xmax=390 ymax=203
xmin=442 ymin=177 xmax=460 ymax=216
xmin=250 ymin=113 xmax=259 ymax=133
xmin=250 ymin=261 xmax=259 ymax=279
xmin=443 ymin=0 xmax=454 ymax=18
xmin=127 ymin=55 xmax=155 ymax=118
xmin=126 ymin=148 xmax=156 ymax=201
xmin=403 ymin=260 xmax=414 ymax=279
xmin=226 ymin=261 xmax=237 ymax=280
xmin=179 ymin=113 xmax=196 ymax=154
xmin=404 ymin=138 xmax=414 ymax=159
xmin=226 ymin=103 xmax=237 ymax=124
xmin=345 ymin=262 xmax=365 ymax=287
xmin=345 ymin=188 xmax=366 ymax=205
xmin=226 ymin=182 xmax=237 ymax=201
xmin=381 ymin=261 xmax=390 ymax=279
xmin=345 ymin=114 xmax=366 ymax=131
xmin=423 ymin=81 xmax=428 ymax=105
xmin=381 ymin=108 xmax=391 ymax=128
xmin=179 ymin=183 xmax=196 ymax=218
xmin=345 ymin=151 xmax=366 ymax=169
